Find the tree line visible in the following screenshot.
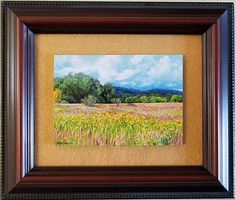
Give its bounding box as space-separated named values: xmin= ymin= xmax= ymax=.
xmin=54 ymin=73 xmax=183 ymax=104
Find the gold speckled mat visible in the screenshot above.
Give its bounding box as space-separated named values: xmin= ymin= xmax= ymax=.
xmin=35 ymin=34 xmax=202 ymax=166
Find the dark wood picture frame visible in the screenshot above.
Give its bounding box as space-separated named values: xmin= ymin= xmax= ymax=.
xmin=2 ymin=1 xmax=234 ymax=199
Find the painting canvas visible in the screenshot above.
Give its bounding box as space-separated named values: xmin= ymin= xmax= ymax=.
xmin=54 ymin=55 xmax=183 ymax=146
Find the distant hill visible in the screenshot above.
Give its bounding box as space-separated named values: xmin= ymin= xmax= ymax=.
xmin=114 ymin=86 xmax=143 ymax=96
xmin=146 ymin=88 xmax=183 ymax=95
xmin=114 ymin=86 xmax=183 ymax=96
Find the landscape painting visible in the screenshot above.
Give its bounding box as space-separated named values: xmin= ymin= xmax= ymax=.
xmin=54 ymin=55 xmax=183 ymax=146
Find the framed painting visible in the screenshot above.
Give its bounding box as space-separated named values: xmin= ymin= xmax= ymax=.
xmin=53 ymin=54 xmax=184 ymax=147
xmin=2 ymin=1 xmax=234 ymax=199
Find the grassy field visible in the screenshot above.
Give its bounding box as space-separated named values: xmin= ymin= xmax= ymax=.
xmin=54 ymin=103 xmax=183 ymax=146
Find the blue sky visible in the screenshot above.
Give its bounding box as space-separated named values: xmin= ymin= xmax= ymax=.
xmin=54 ymin=55 xmax=183 ymax=91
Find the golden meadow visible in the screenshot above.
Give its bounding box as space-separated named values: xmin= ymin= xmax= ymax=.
xmin=54 ymin=103 xmax=183 ymax=146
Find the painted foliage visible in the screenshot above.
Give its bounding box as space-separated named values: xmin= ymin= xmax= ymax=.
xmin=54 ymin=55 xmax=183 ymax=146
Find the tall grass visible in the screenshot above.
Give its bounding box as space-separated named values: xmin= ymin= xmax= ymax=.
xmin=54 ymin=103 xmax=183 ymax=146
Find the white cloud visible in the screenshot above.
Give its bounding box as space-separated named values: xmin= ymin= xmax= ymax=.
xmin=55 ymin=55 xmax=140 ymax=84
xmin=54 ymin=55 xmax=183 ymax=91
xmin=145 ymin=55 xmax=183 ymax=89
xmin=147 ymin=56 xmax=171 ymax=78
xmin=90 ymin=55 xmax=121 ymax=83
xmin=130 ymin=55 xmax=146 ymax=65
xmin=54 ymin=55 xmax=93 ymax=76
xmin=113 ymin=69 xmax=139 ymax=81
xmin=167 ymin=83 xmax=177 ymax=88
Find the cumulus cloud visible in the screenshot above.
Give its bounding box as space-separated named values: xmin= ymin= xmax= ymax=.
xmin=129 ymin=55 xmax=146 ymax=65
xmin=54 ymin=55 xmax=183 ymax=91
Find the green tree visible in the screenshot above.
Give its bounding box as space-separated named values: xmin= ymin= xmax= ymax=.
xmin=171 ymin=94 xmax=183 ymax=102
xmin=140 ymin=96 xmax=148 ymax=103
xmin=119 ymin=94 xmax=130 ymax=103
xmin=54 ymin=73 xmax=102 ymax=103
xmin=132 ymin=96 xmax=141 ymax=103
xmin=54 ymin=72 xmax=183 ymax=104
xmin=164 ymin=93 xmax=173 ymax=102
xmin=99 ymin=83 xmax=116 ymax=103
xmin=126 ymin=97 xmax=134 ymax=103
xmin=154 ymin=96 xmax=166 ymax=103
